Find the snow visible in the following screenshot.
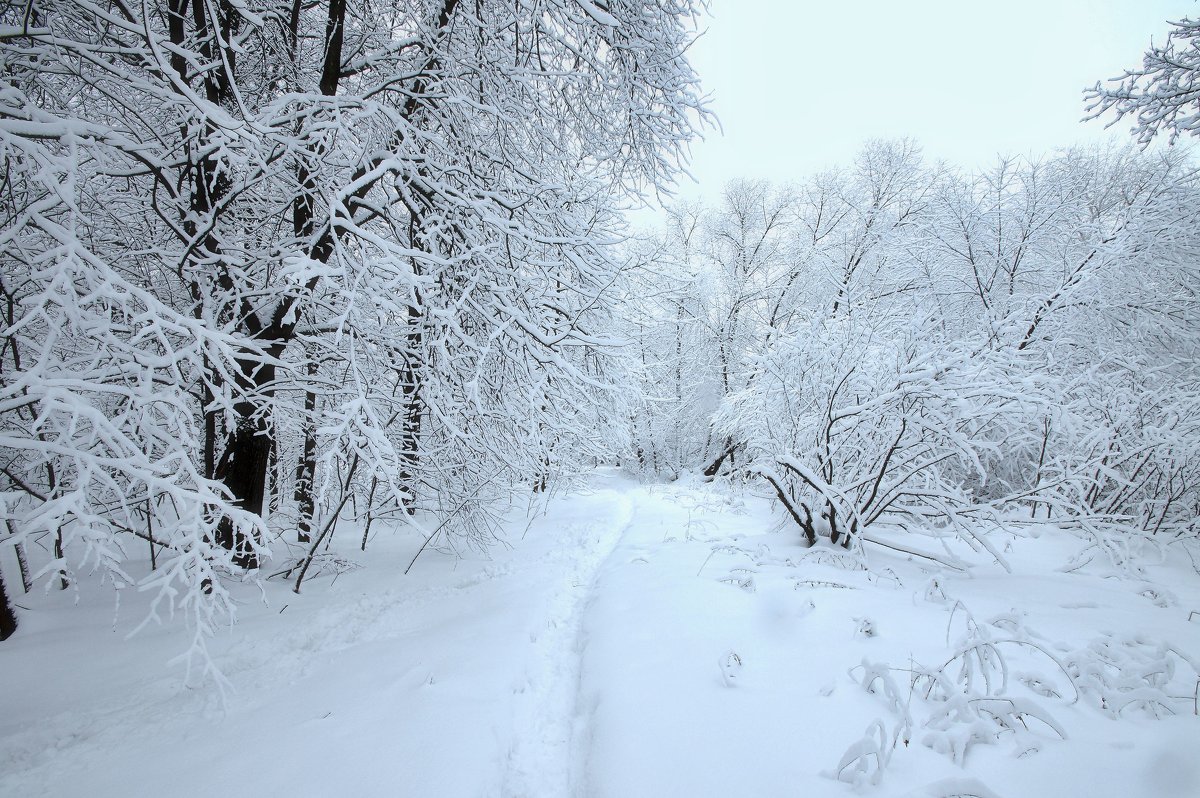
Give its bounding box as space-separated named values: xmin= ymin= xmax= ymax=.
xmin=3 ymin=470 xmax=1199 ymax=797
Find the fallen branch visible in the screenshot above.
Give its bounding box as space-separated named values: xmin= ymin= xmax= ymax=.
xmin=858 ymin=532 xmax=969 ymax=572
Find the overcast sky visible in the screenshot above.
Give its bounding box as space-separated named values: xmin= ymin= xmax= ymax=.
xmin=654 ymin=0 xmax=1194 ymax=209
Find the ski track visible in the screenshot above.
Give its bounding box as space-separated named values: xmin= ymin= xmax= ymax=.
xmin=500 ymin=487 xmax=637 ymax=798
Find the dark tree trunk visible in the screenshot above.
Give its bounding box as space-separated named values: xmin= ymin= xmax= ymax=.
xmin=14 ymin=539 xmax=31 ymax=593
xmin=825 ymin=503 xmax=852 ymax=548
xmin=826 ymin=503 xmax=840 ymax=546
xmin=213 ymin=427 xmax=269 ymax=568
xmin=203 ymin=381 xmax=218 ymax=480
xmin=43 ymin=460 xmax=67 ymax=589
xmin=295 ymin=356 xmax=318 ymax=543
xmin=0 ymin=569 xmax=16 ymax=641
xmin=758 ymin=470 xmax=817 ymax=546
xmin=268 ymin=426 xmax=280 ymax=514
xmin=533 ymin=393 xmax=551 ymax=492
xmin=360 ymin=476 xmax=378 ymax=551
xmin=54 ymin=528 xmax=68 ymax=590
xmin=533 ymin=454 xmax=550 ymax=493
xmin=702 ymin=440 xmax=736 ymax=478
xmin=392 ymin=0 xmax=461 ymax=513
xmin=213 ymin=356 xmax=278 ymax=569
xmin=282 ymin=0 xmax=351 ymax=534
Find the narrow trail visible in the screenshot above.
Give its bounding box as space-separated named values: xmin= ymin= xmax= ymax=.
xmin=500 ymin=486 xmax=638 ymax=798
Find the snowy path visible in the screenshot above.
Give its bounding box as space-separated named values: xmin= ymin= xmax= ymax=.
xmin=3 ymin=475 xmax=1199 ymax=797
xmin=0 ymin=474 xmax=644 ymax=798
xmin=500 ymin=485 xmax=635 ymax=796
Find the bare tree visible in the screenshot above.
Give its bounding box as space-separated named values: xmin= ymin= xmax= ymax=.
xmin=1086 ymin=17 xmax=1200 ymax=145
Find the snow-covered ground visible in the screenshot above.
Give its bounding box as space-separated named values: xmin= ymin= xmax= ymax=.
xmin=3 ymin=471 xmax=1199 ymax=797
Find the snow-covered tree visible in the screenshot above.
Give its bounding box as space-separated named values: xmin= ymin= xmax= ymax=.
xmin=1 ymin=0 xmax=707 ymax=648
xmin=622 ymin=224 xmax=719 ymax=478
xmin=1085 ymin=17 xmax=1200 ymax=144
xmin=633 ymin=142 xmax=1200 ymax=559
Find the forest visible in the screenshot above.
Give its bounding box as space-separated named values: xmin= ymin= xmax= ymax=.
xmin=1 ymin=3 xmax=1198 ymax=797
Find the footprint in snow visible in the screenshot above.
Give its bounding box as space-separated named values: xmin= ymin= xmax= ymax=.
xmin=719 ymin=650 xmax=743 ymax=687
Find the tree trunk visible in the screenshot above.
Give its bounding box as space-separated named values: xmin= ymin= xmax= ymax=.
xmin=201 ymin=355 xmax=220 ymax=480
xmin=0 ymin=569 xmax=16 ymax=641
xmin=398 ymin=223 xmax=424 ymax=515
xmin=533 ymin=454 xmax=550 ymax=493
xmin=826 ymin=503 xmax=841 ymax=546
xmin=295 ymin=356 xmax=318 ymax=543
xmin=825 ymin=503 xmax=852 ymax=548
xmin=54 ymin=528 xmax=68 ymax=590
xmin=392 ymin=0 xmax=463 ymax=514
xmin=702 ymin=440 xmax=736 ymax=478
xmin=758 ymin=470 xmax=817 ymax=546
xmin=268 ymin=428 xmax=281 ymax=514
xmin=360 ymin=476 xmax=378 ymax=551
xmin=213 ymin=356 xmax=278 ymax=569
xmin=15 ymin=541 xmax=31 ymax=593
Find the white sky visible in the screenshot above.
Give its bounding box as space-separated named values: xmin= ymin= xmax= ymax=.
xmin=651 ymin=0 xmax=1195 ymax=210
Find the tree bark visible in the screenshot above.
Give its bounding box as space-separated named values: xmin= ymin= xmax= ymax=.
xmin=209 ymin=0 xmax=349 ymax=562
xmin=394 ymin=0 xmax=463 ymax=513
xmin=14 ymin=540 xmax=31 ymax=593
xmin=398 ymin=284 xmax=423 ymax=514
xmin=295 ymin=356 xmax=318 ymax=543
xmin=702 ymin=440 xmax=736 ymax=478
xmin=213 ymin=355 xmax=278 ymax=569
xmin=0 ymin=569 xmax=16 ymax=641
xmin=209 ymin=0 xmax=455 ymax=545
xmin=757 ymin=470 xmax=816 ymax=545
